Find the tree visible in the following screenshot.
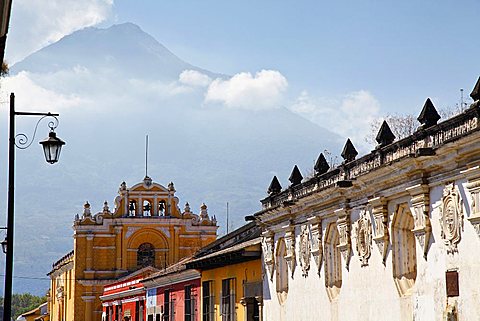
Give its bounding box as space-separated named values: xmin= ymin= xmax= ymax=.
xmin=1 ymin=60 xmax=8 ymax=76
xmin=365 ymin=105 xmax=466 ymax=146
xmin=0 ymin=293 xmax=47 ymax=319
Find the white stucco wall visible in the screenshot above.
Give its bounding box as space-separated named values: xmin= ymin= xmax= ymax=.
xmin=262 ymin=178 xmax=480 ymax=321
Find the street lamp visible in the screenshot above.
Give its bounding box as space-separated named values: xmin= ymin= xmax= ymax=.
xmin=1 ymin=237 xmax=6 ymax=254
xmin=2 ymin=92 xmax=65 ymax=321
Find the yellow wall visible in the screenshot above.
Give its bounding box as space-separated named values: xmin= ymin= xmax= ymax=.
xmin=201 ymin=259 xmax=262 ymax=321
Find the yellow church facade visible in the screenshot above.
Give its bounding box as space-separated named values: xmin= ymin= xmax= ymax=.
xmin=47 ymin=176 xmax=218 ymax=321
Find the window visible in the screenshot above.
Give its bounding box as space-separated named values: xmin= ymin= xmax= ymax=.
xmin=129 ymin=200 xmax=137 ymax=216
xmin=392 ymin=204 xmax=417 ymax=296
xmin=202 ymin=281 xmax=215 ymax=321
xmin=324 ymin=223 xmax=342 ymax=301
xmin=147 ymin=315 xmax=153 ymax=321
xmin=221 ymin=278 xmax=235 ymax=321
xmin=163 ymin=290 xmax=175 ymax=321
xmin=185 ymin=285 xmax=194 ymax=321
xmin=159 ymin=201 xmax=166 ymax=216
xmin=137 ymin=243 xmax=155 ymax=267
xmin=143 ymin=200 xmax=152 ymax=216
xmin=275 ymin=238 xmax=288 ymax=305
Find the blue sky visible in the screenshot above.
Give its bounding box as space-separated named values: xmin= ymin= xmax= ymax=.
xmin=106 ymin=0 xmax=480 ymax=114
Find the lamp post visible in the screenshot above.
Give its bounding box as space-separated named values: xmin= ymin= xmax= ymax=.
xmin=2 ymin=93 xmax=65 ymax=321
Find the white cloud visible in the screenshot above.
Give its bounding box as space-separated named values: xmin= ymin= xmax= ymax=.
xmin=205 ymin=70 xmax=288 ymax=110
xmin=6 ymin=0 xmax=114 ymax=63
xmin=290 ymin=90 xmax=381 ymax=152
xmin=1 ymin=71 xmax=86 ymax=111
xmin=179 ymin=70 xmax=212 ymax=87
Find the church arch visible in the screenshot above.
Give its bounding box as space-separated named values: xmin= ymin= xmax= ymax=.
xmin=275 ymin=237 xmax=289 ymax=305
xmin=127 ymin=229 xmax=169 ymax=270
xmin=324 ymin=222 xmax=342 ymax=301
xmin=392 ymin=203 xmax=417 ymax=297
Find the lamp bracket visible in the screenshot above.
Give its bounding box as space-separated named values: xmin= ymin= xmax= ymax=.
xmin=14 ymin=113 xmax=59 ymax=150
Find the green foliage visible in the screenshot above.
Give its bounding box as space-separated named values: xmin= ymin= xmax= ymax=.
xmin=0 ymin=293 xmax=47 ymax=319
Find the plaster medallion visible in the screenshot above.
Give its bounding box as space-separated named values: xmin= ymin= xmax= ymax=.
xmin=440 ymin=183 xmax=464 ymax=254
xmin=355 ymin=210 xmax=372 ymax=267
xmin=299 ymin=225 xmax=311 ymax=277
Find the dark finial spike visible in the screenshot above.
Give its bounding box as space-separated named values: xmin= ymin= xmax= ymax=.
xmin=375 ymin=120 xmax=396 ymax=147
xmin=267 ymin=176 xmax=282 ymax=195
xmin=471 ymin=76 xmax=480 ymax=101
xmin=289 ymin=165 xmax=303 ymax=186
xmin=314 ymin=153 xmax=330 ymax=175
xmin=341 ymin=138 xmax=358 ymax=162
xmin=417 ymin=98 xmax=441 ymax=128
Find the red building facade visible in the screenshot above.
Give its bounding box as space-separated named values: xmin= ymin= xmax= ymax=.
xmin=143 ymin=259 xmax=201 ymax=321
xmin=101 ymin=267 xmax=158 ymax=321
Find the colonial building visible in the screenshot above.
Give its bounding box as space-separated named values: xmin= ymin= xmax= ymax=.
xmin=186 ymin=222 xmax=263 ymax=321
xmin=142 ymin=257 xmax=201 ymax=321
xmin=100 ymin=266 xmax=158 ymax=321
xmin=256 ymin=77 xmax=480 ymax=320
xmin=48 ymin=176 xmax=218 ymax=321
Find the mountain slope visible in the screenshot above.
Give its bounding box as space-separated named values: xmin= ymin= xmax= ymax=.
xmin=1 ymin=22 xmax=342 ymax=295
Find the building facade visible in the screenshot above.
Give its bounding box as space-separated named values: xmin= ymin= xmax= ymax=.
xmin=100 ymin=266 xmax=158 ymax=321
xmin=48 ymin=176 xmax=218 ymax=321
xmin=186 ymin=222 xmax=263 ymax=321
xmin=143 ymin=258 xmax=201 ymax=321
xmin=256 ymin=77 xmax=480 ymax=320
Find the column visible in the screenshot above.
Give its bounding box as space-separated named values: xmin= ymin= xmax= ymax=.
xmin=462 ymin=166 xmax=480 ymax=237
xmin=115 ymin=226 xmax=123 ymax=270
xmin=86 ymin=234 xmax=94 ymax=273
xmin=368 ymin=197 xmax=389 ymax=264
xmin=335 ymin=206 xmax=352 ymax=270
xmin=406 ymin=183 xmax=431 ymax=259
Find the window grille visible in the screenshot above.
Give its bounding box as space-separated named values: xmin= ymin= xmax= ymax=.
xmin=202 ymin=281 xmax=215 ymax=321
xmin=137 ymin=243 xmax=155 ymax=267
xmin=221 ymin=278 xmax=235 ymax=321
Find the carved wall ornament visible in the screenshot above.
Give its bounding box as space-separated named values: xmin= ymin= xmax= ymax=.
xmin=462 ymin=166 xmax=480 ymax=238
xmin=406 ymin=184 xmax=432 ymax=259
xmin=308 ymin=217 xmax=323 ymax=274
xmin=262 ymin=231 xmax=275 ymax=281
xmin=355 ymin=210 xmax=372 ymax=267
xmin=299 ymin=225 xmax=311 ymax=277
xmin=335 ymin=207 xmax=351 ymax=270
xmin=440 ymin=183 xmax=464 ymax=254
xmin=283 ymin=224 xmax=296 ymax=278
xmin=368 ymin=197 xmax=389 ymax=264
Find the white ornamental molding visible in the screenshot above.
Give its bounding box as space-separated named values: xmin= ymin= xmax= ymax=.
xmin=283 ymin=224 xmax=296 ymax=278
xmin=462 ymin=166 xmax=480 ymax=238
xmin=335 ymin=207 xmax=351 ymax=270
xmin=440 ymin=183 xmax=464 ymax=254
xmin=368 ymin=197 xmax=389 ymax=265
xmin=307 ymin=216 xmax=323 ymax=274
xmin=262 ymin=231 xmax=275 ymax=281
xmin=406 ymin=183 xmax=432 ymax=259
xmin=354 ymin=210 xmax=372 ymax=267
xmin=299 ymin=225 xmax=311 ymax=277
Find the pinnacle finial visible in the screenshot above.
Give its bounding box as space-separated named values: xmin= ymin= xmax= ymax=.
xmin=289 ymin=165 xmax=303 ymax=186
xmin=471 ymin=76 xmax=480 ymax=102
xmin=314 ymin=153 xmax=330 ymax=175
xmin=417 ymin=98 xmax=440 ymax=128
xmin=267 ymin=176 xmax=282 ymax=195
xmin=341 ymin=139 xmax=358 ymax=162
xmin=375 ymin=120 xmax=396 ymax=147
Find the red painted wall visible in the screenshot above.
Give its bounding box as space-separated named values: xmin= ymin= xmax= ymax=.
xmin=150 ymin=278 xmax=201 ymax=321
